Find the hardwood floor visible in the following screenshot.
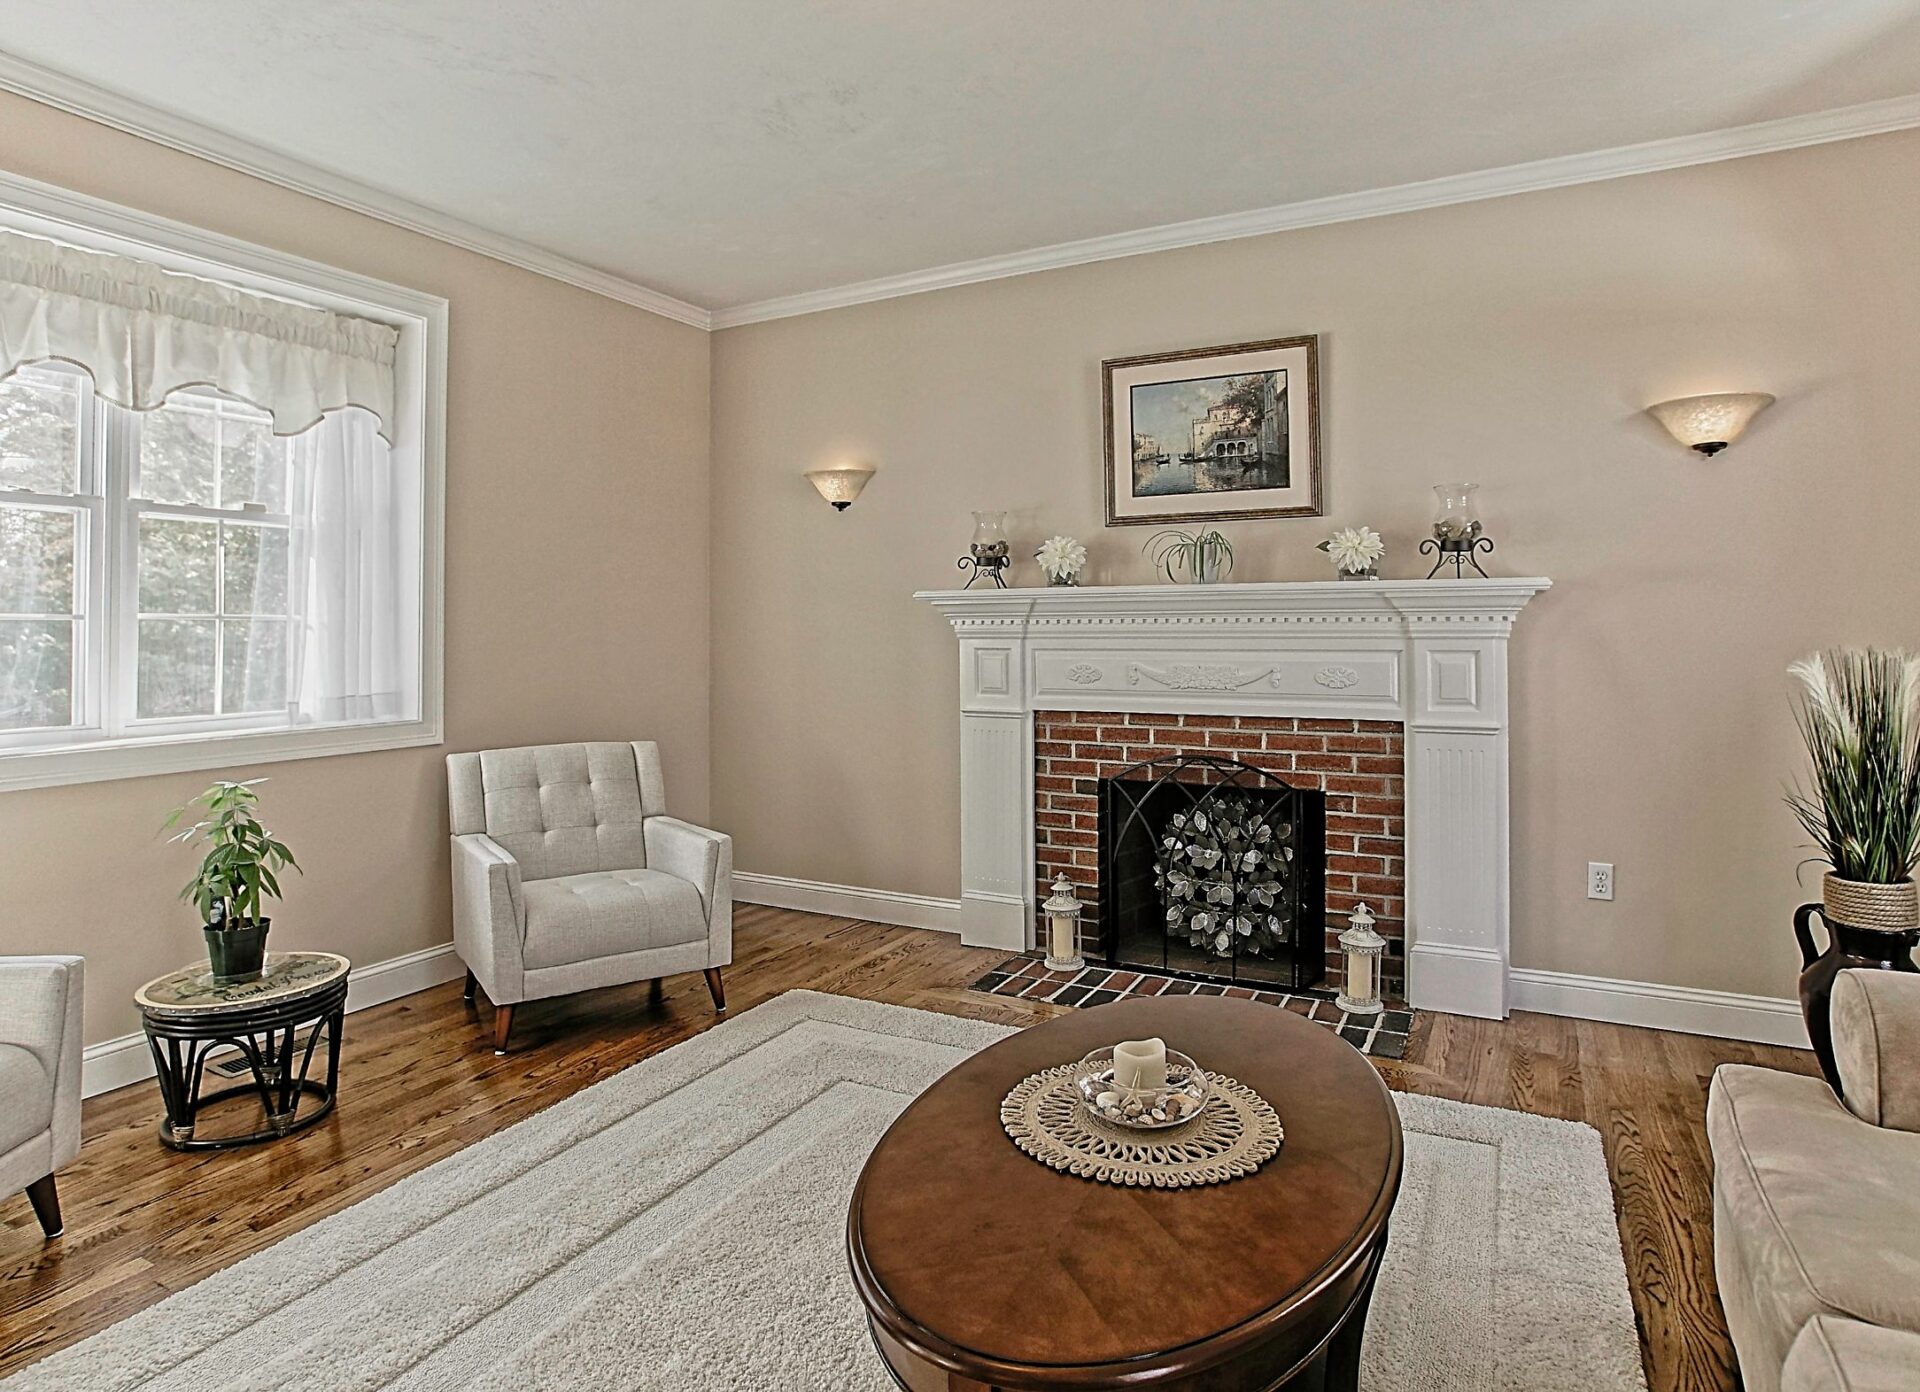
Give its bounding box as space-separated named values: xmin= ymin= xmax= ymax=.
xmin=0 ymin=903 xmax=1815 ymax=1389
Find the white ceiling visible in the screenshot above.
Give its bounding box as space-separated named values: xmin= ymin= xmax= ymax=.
xmin=3 ymin=1 xmax=1920 ymax=314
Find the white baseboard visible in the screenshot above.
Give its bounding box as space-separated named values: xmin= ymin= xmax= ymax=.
xmin=733 ymin=872 xmax=962 ymax=935
xmin=1407 ymin=941 xmax=1511 ymax=1022
xmin=1509 ymin=967 xmax=1809 ymax=1049
xmin=81 ymin=941 xmax=465 ymax=1099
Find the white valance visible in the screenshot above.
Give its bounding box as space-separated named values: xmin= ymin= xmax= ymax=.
xmin=0 ymin=229 xmax=399 ymax=439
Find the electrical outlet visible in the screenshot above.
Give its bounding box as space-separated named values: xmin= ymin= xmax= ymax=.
xmin=1587 ymin=862 xmax=1614 ymax=901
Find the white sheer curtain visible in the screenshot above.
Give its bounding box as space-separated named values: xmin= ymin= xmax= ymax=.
xmin=287 ymin=408 xmax=417 ymax=725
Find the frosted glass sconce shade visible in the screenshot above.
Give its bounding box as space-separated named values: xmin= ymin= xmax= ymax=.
xmin=805 ymin=466 xmax=875 ymax=509
xmin=1646 ymin=392 xmax=1774 ymax=455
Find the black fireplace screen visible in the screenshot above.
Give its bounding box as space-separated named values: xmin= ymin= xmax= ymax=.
xmin=1099 ymin=753 xmax=1326 ymax=990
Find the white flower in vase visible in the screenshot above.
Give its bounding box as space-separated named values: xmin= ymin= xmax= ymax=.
xmin=1320 ymin=526 xmax=1386 ymax=578
xmin=1035 ymin=535 xmax=1088 ymax=585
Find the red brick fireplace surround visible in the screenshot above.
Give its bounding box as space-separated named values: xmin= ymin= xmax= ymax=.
xmin=1033 ymin=710 xmax=1407 ymax=995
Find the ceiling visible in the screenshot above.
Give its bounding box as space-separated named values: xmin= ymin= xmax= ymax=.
xmin=3 ymin=1 xmax=1919 ymax=315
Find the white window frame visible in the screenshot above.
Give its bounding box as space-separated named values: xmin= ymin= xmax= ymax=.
xmin=0 ymin=169 xmax=446 ymax=792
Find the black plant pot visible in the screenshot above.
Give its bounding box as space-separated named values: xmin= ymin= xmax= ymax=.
xmin=1794 ymin=903 xmax=1918 ymax=1094
xmin=205 ymin=917 xmax=271 ymax=984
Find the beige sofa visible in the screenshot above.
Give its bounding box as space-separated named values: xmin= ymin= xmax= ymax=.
xmin=1709 ymin=969 xmax=1920 ymax=1392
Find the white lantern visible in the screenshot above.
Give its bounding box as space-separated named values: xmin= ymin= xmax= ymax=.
xmin=1041 ymin=876 xmax=1085 ymax=972
xmin=1336 ymin=902 xmax=1386 ymax=1016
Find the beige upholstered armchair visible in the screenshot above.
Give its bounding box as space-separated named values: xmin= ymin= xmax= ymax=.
xmin=1 ymin=955 xmax=84 ymax=1240
xmin=446 ymin=742 xmax=732 ymax=1054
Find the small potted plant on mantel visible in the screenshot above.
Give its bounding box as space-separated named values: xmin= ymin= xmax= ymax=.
xmin=1786 ymin=649 xmax=1920 ymax=1089
xmin=164 ymin=779 xmax=300 ymax=984
xmin=1145 ymin=528 xmax=1234 ymax=584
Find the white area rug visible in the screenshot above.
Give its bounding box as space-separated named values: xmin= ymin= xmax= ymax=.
xmin=9 ymin=991 xmax=1647 ymax=1391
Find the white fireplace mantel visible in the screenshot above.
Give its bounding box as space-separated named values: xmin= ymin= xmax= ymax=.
xmin=917 ymin=579 xmax=1552 ymax=1020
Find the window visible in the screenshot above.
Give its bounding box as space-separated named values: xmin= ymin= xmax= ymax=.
xmin=1 ymin=365 xmax=418 ymax=759
xmin=0 ymin=182 xmax=444 ymax=791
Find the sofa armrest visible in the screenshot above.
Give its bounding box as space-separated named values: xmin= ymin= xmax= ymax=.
xmin=1785 ymin=1315 xmax=1920 ymax=1392
xmin=0 ymin=956 xmax=83 ymax=1168
xmin=644 ymin=816 xmax=732 ymax=967
xmin=1831 ymin=968 xmax=1920 ymax=1132
xmin=450 ymin=833 xmax=526 ymax=1003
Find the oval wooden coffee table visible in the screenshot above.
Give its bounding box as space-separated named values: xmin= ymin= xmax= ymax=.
xmin=848 ymin=996 xmax=1402 ymax=1392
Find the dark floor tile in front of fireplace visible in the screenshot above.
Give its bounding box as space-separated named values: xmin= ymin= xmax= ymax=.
xmin=969 ymin=955 xmax=1411 ymax=1061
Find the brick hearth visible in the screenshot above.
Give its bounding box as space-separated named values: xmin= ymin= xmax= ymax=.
xmin=1033 ymin=711 xmax=1406 ymax=996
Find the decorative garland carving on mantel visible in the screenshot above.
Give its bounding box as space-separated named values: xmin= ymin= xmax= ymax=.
xmin=1128 ymin=663 xmax=1275 ymax=692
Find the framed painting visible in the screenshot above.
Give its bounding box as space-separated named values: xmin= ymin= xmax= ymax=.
xmin=1102 ymin=335 xmax=1321 ymax=526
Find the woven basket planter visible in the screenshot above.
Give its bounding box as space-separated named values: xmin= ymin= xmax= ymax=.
xmin=1822 ymin=874 xmax=1920 ymax=932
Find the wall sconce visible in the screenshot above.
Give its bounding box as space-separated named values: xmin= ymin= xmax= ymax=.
xmin=1646 ymin=392 xmax=1775 ymax=456
xmin=805 ymin=466 xmax=875 ymax=510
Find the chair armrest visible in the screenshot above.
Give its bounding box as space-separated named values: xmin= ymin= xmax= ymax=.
xmin=644 ymin=817 xmax=730 ymax=913
xmin=644 ymin=817 xmax=733 ymax=967
xmin=0 ymin=956 xmax=83 ymax=1166
xmin=450 ymin=834 xmax=526 ymax=1003
xmin=1832 ymin=968 xmax=1920 ymax=1132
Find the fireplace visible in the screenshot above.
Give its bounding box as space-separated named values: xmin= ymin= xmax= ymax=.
xmin=919 ymin=579 xmax=1550 ymax=1019
xmin=1100 ymin=754 xmax=1327 ymax=991
xmin=1037 ymin=710 xmax=1403 ymax=994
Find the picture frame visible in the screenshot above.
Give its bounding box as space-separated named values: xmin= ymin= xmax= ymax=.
xmin=1102 ymin=335 xmax=1322 ymax=526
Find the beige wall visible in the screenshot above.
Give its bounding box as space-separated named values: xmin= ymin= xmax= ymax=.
xmin=711 ymin=129 xmax=1920 ymax=1000
xmin=0 ymin=92 xmax=712 ymax=1045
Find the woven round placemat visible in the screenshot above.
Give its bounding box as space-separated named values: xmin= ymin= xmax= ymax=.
xmin=1000 ymin=1063 xmax=1283 ymax=1188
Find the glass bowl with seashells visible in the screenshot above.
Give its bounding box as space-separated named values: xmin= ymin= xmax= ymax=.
xmin=1073 ymin=1045 xmax=1212 ymax=1130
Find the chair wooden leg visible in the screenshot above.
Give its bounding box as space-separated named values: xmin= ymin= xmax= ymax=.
xmin=704 ymin=967 xmax=727 ymax=1013
xmin=463 ymin=969 xmax=477 ymax=1004
xmin=493 ymin=1004 xmax=516 ymax=1055
xmin=25 ymin=1174 xmax=61 ymax=1238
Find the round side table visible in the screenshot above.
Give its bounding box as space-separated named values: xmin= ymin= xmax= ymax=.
xmin=134 ymin=951 xmax=350 ymax=1150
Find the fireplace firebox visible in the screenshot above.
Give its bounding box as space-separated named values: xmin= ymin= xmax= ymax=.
xmin=1100 ymin=754 xmax=1327 ymax=991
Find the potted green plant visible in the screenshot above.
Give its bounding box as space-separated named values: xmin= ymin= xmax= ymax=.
xmin=1145 ymin=528 xmax=1234 ymax=584
xmin=164 ymin=779 xmax=301 ymax=984
xmin=1786 ymin=649 xmax=1920 ymax=1089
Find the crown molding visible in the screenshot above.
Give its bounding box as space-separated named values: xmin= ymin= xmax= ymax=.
xmin=4 ymin=43 xmax=1915 ymax=336
xmin=0 ymin=50 xmax=713 ymax=330
xmin=709 ymin=92 xmax=1920 ymax=329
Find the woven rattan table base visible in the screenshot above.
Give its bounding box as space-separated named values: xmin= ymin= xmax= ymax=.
xmin=1000 ymin=1063 xmax=1283 ymax=1187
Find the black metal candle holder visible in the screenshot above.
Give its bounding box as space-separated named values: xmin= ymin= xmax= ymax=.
xmin=957 ymin=552 xmax=1010 ymax=588
xmin=1419 ymin=534 xmax=1494 ymax=579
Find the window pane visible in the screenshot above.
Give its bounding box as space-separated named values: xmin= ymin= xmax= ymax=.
xmin=221 ymin=619 xmax=287 ymax=713
xmin=221 ymin=522 xmax=289 ymax=615
xmin=137 ymin=618 xmax=215 ymax=717
xmin=0 ymin=507 xmax=76 ymax=615
xmin=0 ymin=369 xmax=82 ymax=494
xmin=0 ymin=619 xmax=74 ymax=730
xmin=138 ymin=516 xmax=218 ymax=613
xmin=137 ymin=401 xmax=218 ymax=506
xmin=219 ymin=412 xmax=287 ymax=511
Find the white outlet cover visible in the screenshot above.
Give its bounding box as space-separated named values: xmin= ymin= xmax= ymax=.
xmin=1587 ymin=862 xmax=1614 ymax=900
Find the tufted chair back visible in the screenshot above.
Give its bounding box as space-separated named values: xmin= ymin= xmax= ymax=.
xmin=447 ymin=742 xmax=667 ymax=881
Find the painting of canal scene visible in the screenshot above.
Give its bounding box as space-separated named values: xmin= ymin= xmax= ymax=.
xmin=1103 ymin=336 xmax=1321 ymax=525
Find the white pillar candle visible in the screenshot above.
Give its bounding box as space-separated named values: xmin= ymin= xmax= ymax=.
xmin=1049 ymin=911 xmax=1075 ymax=964
xmin=1112 ymin=1037 xmax=1168 ymax=1093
